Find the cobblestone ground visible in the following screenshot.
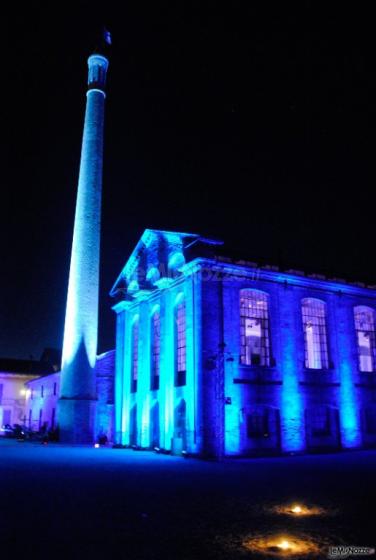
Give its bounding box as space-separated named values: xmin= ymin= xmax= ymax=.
xmin=0 ymin=439 xmax=375 ymax=559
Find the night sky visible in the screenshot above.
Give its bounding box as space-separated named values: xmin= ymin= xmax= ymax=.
xmin=2 ymin=2 xmax=375 ymax=359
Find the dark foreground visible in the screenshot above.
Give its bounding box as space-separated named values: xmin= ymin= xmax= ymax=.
xmin=0 ymin=440 xmax=375 ymax=559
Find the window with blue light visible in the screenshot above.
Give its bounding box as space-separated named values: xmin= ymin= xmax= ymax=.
xmin=302 ymin=298 xmax=329 ymax=369
xmin=365 ymin=407 xmax=376 ymax=434
xmin=174 ymin=399 xmax=187 ymax=441
xmin=130 ymin=404 xmax=137 ymax=445
xmin=151 ymin=310 xmax=161 ymax=390
xmin=311 ymin=406 xmax=331 ymax=436
xmin=354 ymin=306 xmax=376 ymax=372
xmin=131 ymin=320 xmax=139 ymax=393
xmin=175 ymin=299 xmax=186 ymax=386
xmin=240 ymin=290 xmax=272 ymax=366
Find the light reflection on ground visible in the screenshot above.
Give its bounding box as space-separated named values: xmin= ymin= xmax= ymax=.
xmin=271 ymin=503 xmax=326 ymax=517
xmin=243 ymin=533 xmax=321 ymax=557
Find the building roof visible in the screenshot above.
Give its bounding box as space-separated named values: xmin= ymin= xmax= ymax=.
xmin=110 ymin=229 xmax=376 ymax=306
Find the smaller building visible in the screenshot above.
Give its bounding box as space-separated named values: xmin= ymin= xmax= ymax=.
xmin=0 ymin=357 xmax=54 ymax=431
xmin=24 ymin=350 xmax=115 ymax=440
xmin=25 ymin=371 xmax=60 ymax=432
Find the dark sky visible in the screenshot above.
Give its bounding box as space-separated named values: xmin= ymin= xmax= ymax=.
xmin=2 ymin=2 xmax=375 ymax=359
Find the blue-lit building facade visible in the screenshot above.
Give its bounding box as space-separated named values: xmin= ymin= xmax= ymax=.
xmin=111 ymin=229 xmax=376 ymax=458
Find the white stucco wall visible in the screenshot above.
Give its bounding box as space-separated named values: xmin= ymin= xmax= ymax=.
xmin=0 ymin=373 xmax=37 ymax=430
xmin=25 ymin=373 xmax=60 ymax=431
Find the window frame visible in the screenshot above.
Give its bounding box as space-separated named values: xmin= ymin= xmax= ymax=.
xmin=239 ymin=289 xmax=273 ymax=368
xmin=150 ymin=309 xmax=161 ymax=391
xmin=130 ymin=319 xmax=139 ymax=393
xmin=354 ymin=305 xmax=376 ymax=373
xmin=174 ymin=297 xmax=187 ymax=387
xmin=301 ymin=297 xmax=330 ymax=370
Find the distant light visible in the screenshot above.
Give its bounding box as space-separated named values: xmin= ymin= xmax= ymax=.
xmin=244 ymin=534 xmax=320 ymax=556
xmin=20 ymin=389 xmax=26 ymax=396
xmin=272 ymin=503 xmax=325 ymax=516
xmin=94 ymin=443 xmax=100 ymax=448
xmin=291 ymin=505 xmax=302 ymax=514
xmin=277 ymin=540 xmax=291 ymax=551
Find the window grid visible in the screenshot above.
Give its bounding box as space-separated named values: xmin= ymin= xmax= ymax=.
xmin=302 ymin=299 xmax=329 ymax=369
xmin=131 ymin=321 xmax=139 ymax=392
xmin=151 ymin=311 xmax=161 ymax=390
xmin=354 ymin=306 xmax=376 ymax=372
xmin=240 ymin=291 xmax=271 ymax=366
xmin=175 ymin=301 xmax=186 ymax=386
xmin=177 ymin=303 xmax=186 ymax=374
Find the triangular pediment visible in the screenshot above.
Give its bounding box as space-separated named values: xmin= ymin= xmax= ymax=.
xmin=110 ymin=229 xmax=200 ymax=299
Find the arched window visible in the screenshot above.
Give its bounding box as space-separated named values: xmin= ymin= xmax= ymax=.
xmin=150 ymin=402 xmax=160 ymax=448
xmin=131 ymin=319 xmax=139 ymax=393
xmin=151 ymin=310 xmax=161 ymax=390
xmin=302 ymin=298 xmax=329 ymax=369
xmin=174 ymin=399 xmax=187 ymax=443
xmin=175 ymin=298 xmax=186 ymax=386
xmin=354 ymin=306 xmax=376 ymax=372
xmin=240 ymin=290 xmax=271 ymax=366
xmin=130 ymin=404 xmax=137 ymax=446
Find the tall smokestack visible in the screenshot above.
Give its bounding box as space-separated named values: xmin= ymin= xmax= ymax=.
xmin=58 ymin=52 xmax=109 ymax=442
